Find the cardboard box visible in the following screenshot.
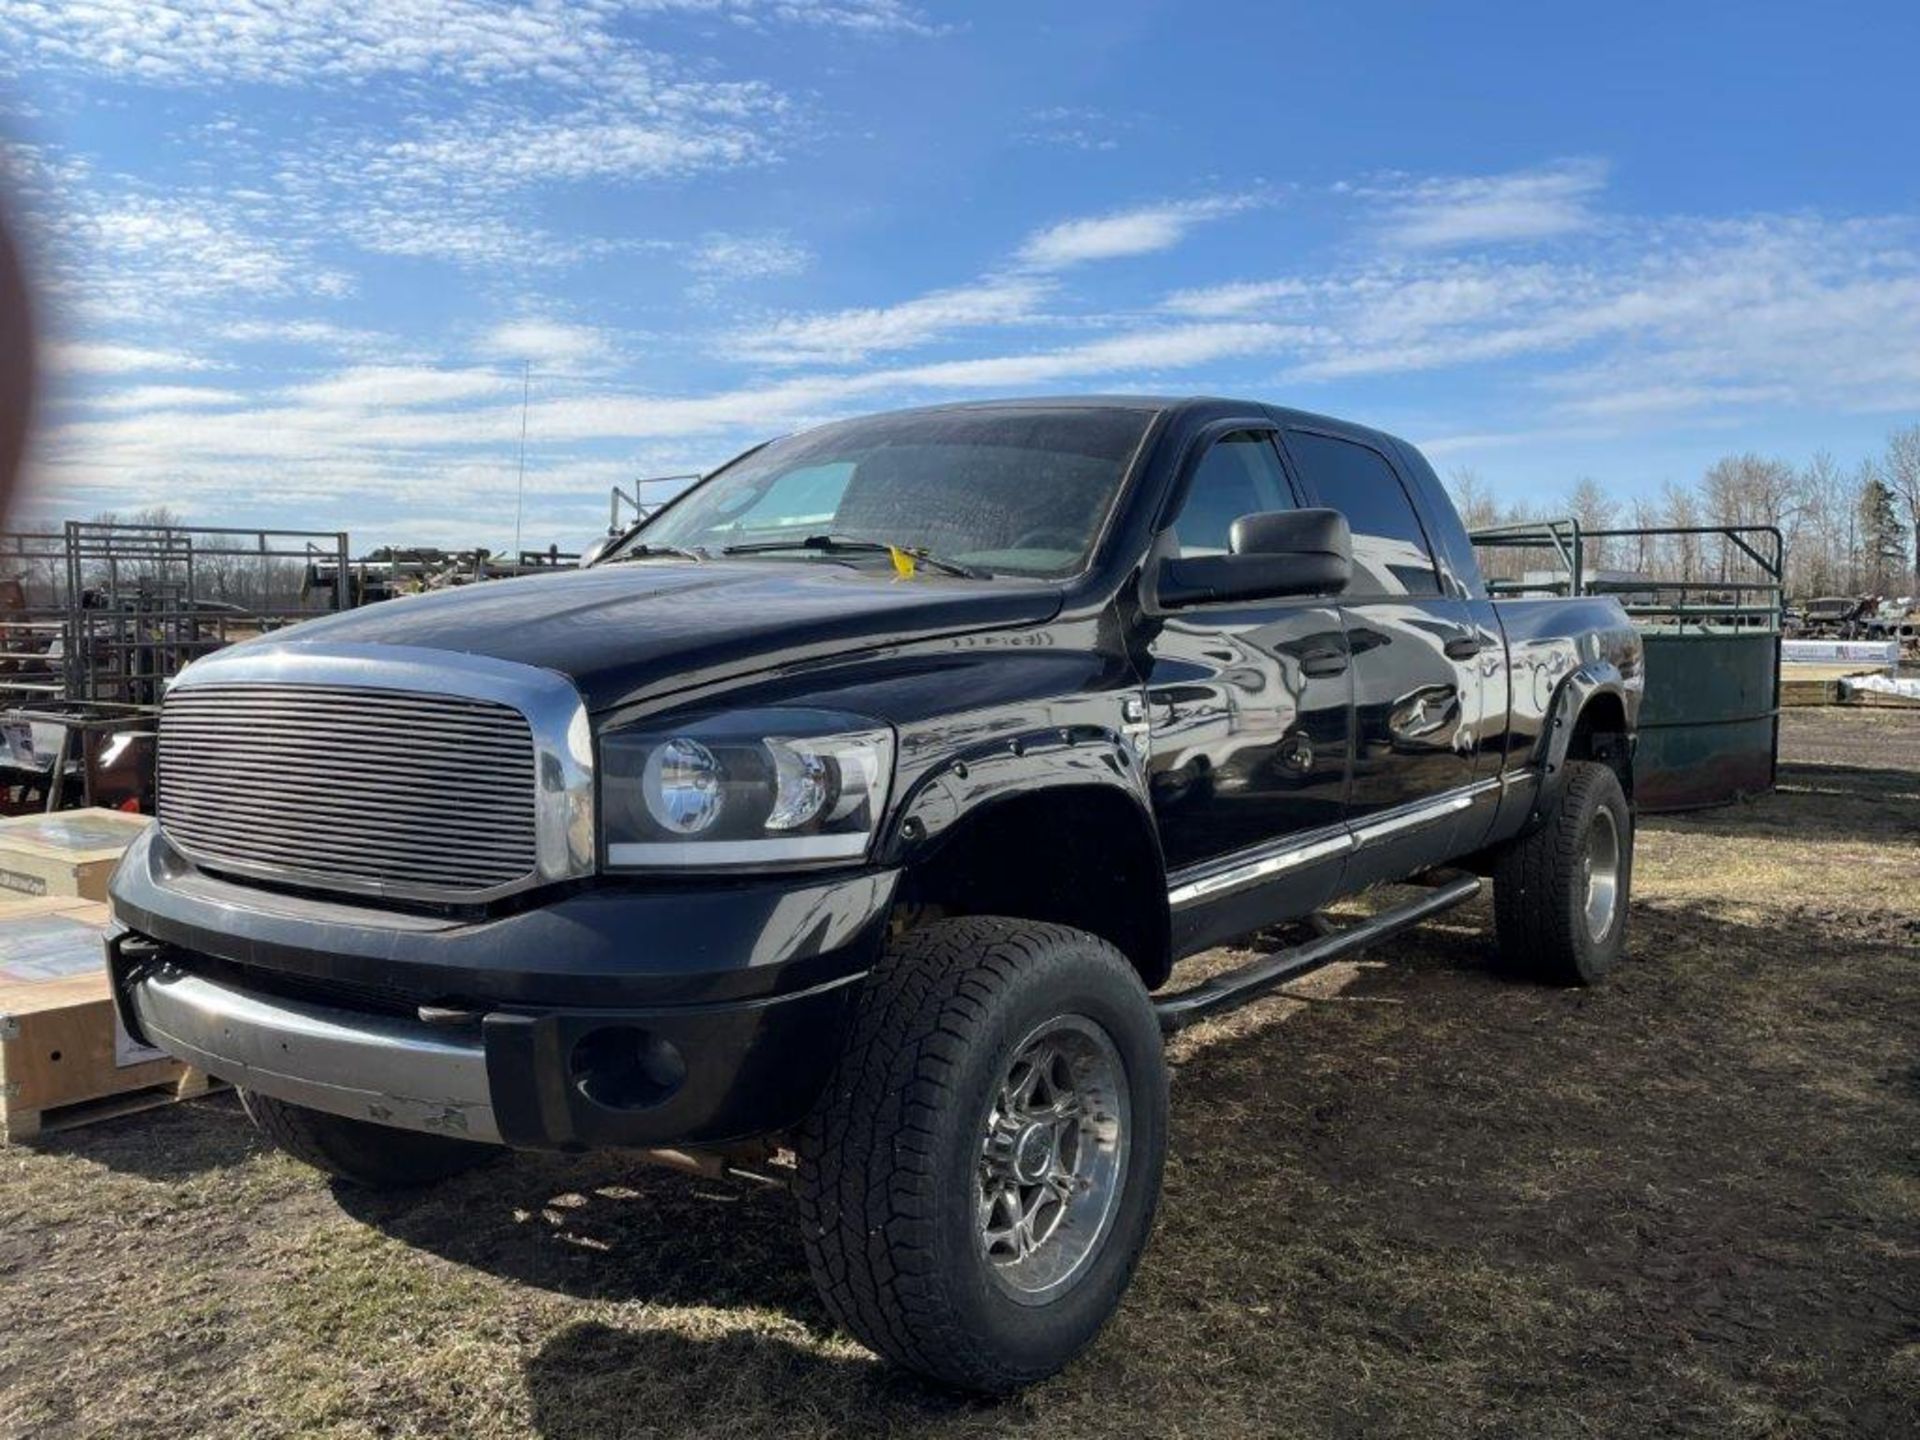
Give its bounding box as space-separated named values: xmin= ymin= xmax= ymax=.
xmin=0 ymin=807 xmax=151 ymax=903
xmin=0 ymin=895 xmax=207 ymax=1141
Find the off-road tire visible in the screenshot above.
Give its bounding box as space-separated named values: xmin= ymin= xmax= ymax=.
xmin=1494 ymin=759 xmax=1633 ymax=985
xmin=240 ymin=1090 xmax=494 ymax=1188
xmin=794 ymin=916 xmax=1167 ymax=1393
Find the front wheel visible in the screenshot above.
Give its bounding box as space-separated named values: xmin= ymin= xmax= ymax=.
xmin=795 ymin=916 xmax=1167 ymax=1393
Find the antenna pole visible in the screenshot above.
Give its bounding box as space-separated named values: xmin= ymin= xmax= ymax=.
xmin=513 ymin=360 xmax=530 ymax=561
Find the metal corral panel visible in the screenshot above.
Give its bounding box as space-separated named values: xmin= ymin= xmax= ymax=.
xmin=1633 ymin=630 xmax=1779 ymax=812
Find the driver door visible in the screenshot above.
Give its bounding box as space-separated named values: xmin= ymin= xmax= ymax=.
xmin=1141 ymin=427 xmax=1354 ymax=955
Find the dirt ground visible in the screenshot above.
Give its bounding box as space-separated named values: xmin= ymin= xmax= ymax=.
xmin=2 ymin=708 xmax=1915 ymax=1440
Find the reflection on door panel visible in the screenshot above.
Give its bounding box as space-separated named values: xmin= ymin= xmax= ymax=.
xmin=1146 ymin=606 xmax=1351 ymax=872
xmin=1281 ymin=427 xmax=1481 ymax=824
xmin=1342 ymin=601 xmax=1480 ymax=815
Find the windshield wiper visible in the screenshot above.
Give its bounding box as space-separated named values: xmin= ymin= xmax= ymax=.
xmin=721 ymin=533 xmax=992 ymax=579
xmin=604 ymin=542 xmax=709 ymax=563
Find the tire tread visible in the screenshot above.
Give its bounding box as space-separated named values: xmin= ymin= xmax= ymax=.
xmin=794 ymin=915 xmax=1153 ymax=1392
xmin=1494 ymin=759 xmax=1630 ymax=985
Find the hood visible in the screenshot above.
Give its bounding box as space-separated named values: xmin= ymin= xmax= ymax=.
xmin=263 ymin=559 xmax=1062 ymax=713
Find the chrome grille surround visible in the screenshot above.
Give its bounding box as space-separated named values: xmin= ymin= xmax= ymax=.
xmin=158 ymin=642 xmax=594 ymax=903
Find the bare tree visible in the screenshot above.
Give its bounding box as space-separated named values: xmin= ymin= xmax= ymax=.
xmin=1626 ymin=496 xmax=1662 ymax=575
xmin=1699 ymin=454 xmax=1800 ymax=585
xmin=1882 ymin=424 xmax=1920 ymax=596
xmin=1661 ymin=480 xmax=1702 ymax=582
xmin=1563 ymin=477 xmax=1618 ymax=570
xmin=1794 ymin=451 xmax=1853 ymax=595
xmin=1446 ymin=467 xmax=1501 ymax=534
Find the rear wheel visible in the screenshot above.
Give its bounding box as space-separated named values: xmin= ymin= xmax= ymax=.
xmin=795 ymin=916 xmax=1167 ymax=1393
xmin=240 ymin=1090 xmax=495 ymax=1188
xmin=1494 ymin=759 xmax=1633 ymax=984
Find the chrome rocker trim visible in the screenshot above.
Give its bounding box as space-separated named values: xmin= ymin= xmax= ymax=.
xmin=1166 ymin=776 xmax=1504 ymax=910
xmin=165 ymin=641 xmax=596 ymax=904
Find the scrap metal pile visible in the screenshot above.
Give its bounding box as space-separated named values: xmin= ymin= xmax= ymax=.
xmin=1788 ymin=593 xmax=1920 ymax=654
xmin=0 ymin=522 xmax=578 ymax=815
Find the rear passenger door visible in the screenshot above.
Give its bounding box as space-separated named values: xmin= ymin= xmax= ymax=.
xmin=1279 ymin=427 xmax=1486 ymax=885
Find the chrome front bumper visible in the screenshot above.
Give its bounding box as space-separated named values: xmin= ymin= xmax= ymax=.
xmin=128 ymin=967 xmax=501 ymax=1143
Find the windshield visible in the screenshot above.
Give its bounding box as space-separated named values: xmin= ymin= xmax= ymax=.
xmin=618 ymin=406 xmax=1156 ymax=577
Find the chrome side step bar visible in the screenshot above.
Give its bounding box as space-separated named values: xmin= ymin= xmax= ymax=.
xmin=1153 ymin=873 xmax=1483 ymax=1034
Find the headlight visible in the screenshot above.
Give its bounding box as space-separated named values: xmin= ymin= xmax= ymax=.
xmin=601 ymin=708 xmax=894 ymax=869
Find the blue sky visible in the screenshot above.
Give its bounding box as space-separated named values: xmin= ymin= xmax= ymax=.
xmin=3 ymin=0 xmax=1917 ymax=551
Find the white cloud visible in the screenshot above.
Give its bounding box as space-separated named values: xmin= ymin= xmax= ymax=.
xmin=1369 ymin=159 xmax=1606 ymax=249
xmin=884 ymin=323 xmax=1301 ymax=391
xmin=478 ymin=320 xmax=612 ymax=369
xmin=687 ymin=232 xmax=811 ymax=287
xmin=85 ymin=385 xmax=250 ymax=412
xmin=1017 ymin=106 xmax=1132 ymax=153
xmin=1161 ymin=279 xmax=1310 ymax=319
xmin=0 ymin=1 xmax=932 ymax=90
xmin=365 ymin=107 xmax=777 ymax=189
xmin=26 ymin=182 xmax=348 ymax=327
xmin=285 ymin=366 xmax=519 ymax=410
xmin=42 ymin=341 xmax=211 ymax=375
xmin=729 ymin=195 xmax=1257 ymax=367
xmin=1017 ymin=197 xmax=1251 ymax=269
xmin=22 ymin=143 xmax=1920 ymax=550
xmin=726 ymin=275 xmax=1051 ymax=365
xmin=216 ymin=319 xmax=398 ymax=353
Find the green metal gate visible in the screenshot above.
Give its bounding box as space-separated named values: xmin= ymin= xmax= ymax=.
xmin=1473 ymin=521 xmax=1784 ymax=814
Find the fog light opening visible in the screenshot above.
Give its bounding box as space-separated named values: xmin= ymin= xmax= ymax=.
xmin=569 ymin=1026 xmax=687 ymax=1111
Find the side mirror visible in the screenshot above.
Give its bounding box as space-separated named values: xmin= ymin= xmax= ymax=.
xmin=1152 ymin=508 xmax=1351 ymax=608
xmin=580 ymin=535 xmax=616 ymax=567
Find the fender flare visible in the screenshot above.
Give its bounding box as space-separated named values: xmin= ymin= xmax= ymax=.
xmin=878 ymin=726 xmax=1173 ymax=985
xmin=880 ymin=722 xmax=1158 ymax=864
xmin=1534 ymin=660 xmax=1632 ymax=812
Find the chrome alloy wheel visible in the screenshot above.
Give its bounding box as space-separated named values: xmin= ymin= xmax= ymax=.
xmin=976 ymin=1015 xmax=1129 ymax=1304
xmin=1582 ymin=805 xmax=1622 ymax=942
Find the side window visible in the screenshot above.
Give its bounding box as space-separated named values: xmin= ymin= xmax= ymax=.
xmin=1169 ymin=432 xmax=1292 ymax=557
xmin=1283 ymin=431 xmax=1441 ymax=595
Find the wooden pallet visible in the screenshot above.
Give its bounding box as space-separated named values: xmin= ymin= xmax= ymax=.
xmin=1847 ymin=685 xmax=1920 ymax=709
xmin=3 ymin=1069 xmax=219 ymax=1142
xmin=1779 ymin=664 xmax=1892 ymax=707
xmin=0 ymin=896 xmax=212 ymax=1144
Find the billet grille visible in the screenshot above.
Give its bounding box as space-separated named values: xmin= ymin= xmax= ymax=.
xmin=158 ymin=683 xmax=539 ymax=898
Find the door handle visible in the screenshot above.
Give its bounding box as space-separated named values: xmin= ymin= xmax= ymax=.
xmin=1300 ymin=648 xmax=1349 ymax=678
xmin=1443 ymin=635 xmax=1487 ymax=661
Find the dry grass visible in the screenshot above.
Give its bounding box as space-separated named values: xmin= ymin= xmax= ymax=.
xmin=2 ymin=707 xmax=1915 ymax=1439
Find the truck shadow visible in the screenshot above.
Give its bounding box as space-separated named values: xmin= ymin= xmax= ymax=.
xmin=523 ymin=1321 xmax=976 ymax=1437
xmin=331 ymin=1148 xmax=822 ymax=1313
xmin=502 ymin=892 xmax=1913 ymax=1439
xmin=330 ymin=887 xmax=1920 ymax=1436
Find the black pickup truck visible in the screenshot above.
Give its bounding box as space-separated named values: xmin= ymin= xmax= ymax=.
xmin=107 ymin=397 xmax=1642 ymax=1393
